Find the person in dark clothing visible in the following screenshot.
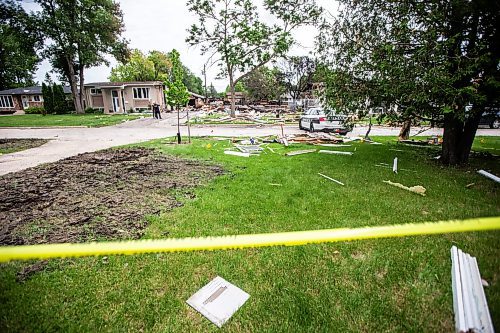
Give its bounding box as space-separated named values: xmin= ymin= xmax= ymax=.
xmin=152 ymin=103 xmax=161 ymax=119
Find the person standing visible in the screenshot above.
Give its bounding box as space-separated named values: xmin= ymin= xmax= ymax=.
xmin=152 ymin=102 xmax=161 ymax=119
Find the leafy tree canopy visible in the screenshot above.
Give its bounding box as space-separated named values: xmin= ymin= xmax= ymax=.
xmin=317 ymin=0 xmax=500 ymax=165
xmin=0 ymin=0 xmax=41 ymax=90
xmin=186 ymin=0 xmax=322 ymax=116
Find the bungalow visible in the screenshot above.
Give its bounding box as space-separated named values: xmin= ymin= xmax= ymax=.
xmin=0 ymin=86 xmax=72 ymax=114
xmin=83 ymin=81 xmax=165 ymax=113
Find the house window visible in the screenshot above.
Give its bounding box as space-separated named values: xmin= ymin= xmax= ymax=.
xmin=133 ymin=87 xmax=150 ymax=99
xmin=90 ymin=88 xmax=102 ymax=95
xmin=0 ymin=95 xmax=14 ymax=108
xmin=33 ymin=95 xmax=41 ymax=102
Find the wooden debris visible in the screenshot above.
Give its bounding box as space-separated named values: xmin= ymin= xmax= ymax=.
xmin=285 ymin=149 xmax=317 ymax=156
xmin=465 ymin=183 xmax=475 ymax=188
xmin=318 ymin=173 xmax=344 ymax=186
xmin=383 ymin=180 xmax=426 ymax=196
xmin=318 ymin=150 xmax=353 ymax=156
xmin=477 ymin=169 xmax=500 ymax=184
xmin=269 ymin=183 xmax=282 ymax=186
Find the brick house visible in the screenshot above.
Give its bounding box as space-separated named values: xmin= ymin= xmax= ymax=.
xmin=0 ymin=86 xmax=72 ymax=114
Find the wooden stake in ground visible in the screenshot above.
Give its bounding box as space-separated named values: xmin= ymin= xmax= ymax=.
xmin=318 ymin=173 xmax=344 ymax=186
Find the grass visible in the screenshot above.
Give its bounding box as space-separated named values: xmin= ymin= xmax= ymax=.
xmin=0 ymin=136 xmax=499 ymax=332
xmin=0 ymin=114 xmax=143 ymax=128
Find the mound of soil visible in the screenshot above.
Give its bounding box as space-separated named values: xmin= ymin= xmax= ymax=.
xmin=0 ymin=139 xmax=48 ymax=154
xmin=0 ymin=147 xmax=224 ymax=246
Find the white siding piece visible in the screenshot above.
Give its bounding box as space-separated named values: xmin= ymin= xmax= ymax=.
xmin=318 ymin=150 xmax=353 ymax=156
xmin=224 ymin=151 xmax=250 ymax=157
xmin=451 ymin=246 xmax=466 ymax=332
xmin=450 ymin=246 xmax=494 ymax=333
xmin=393 ymin=157 xmax=398 ymax=174
xmin=470 ymin=257 xmax=494 ymax=333
xmin=318 ymin=173 xmax=345 ymax=186
xmin=477 ymin=170 xmax=500 ymax=183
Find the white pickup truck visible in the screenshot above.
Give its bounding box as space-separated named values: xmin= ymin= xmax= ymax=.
xmin=299 ymin=107 xmax=351 ymax=134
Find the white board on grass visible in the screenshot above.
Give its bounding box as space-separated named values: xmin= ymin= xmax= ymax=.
xmin=186 ymin=276 xmax=250 ymax=328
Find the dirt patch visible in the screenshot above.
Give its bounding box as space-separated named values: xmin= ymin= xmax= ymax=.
xmin=0 ymin=147 xmax=224 ymax=246
xmin=0 ymin=138 xmax=48 ymax=154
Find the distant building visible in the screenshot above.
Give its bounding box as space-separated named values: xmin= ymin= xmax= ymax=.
xmin=0 ymin=86 xmax=72 ymax=114
xmin=84 ymin=81 xmax=165 ymax=113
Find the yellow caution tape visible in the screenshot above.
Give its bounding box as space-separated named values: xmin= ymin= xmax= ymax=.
xmin=0 ymin=217 xmax=499 ymax=263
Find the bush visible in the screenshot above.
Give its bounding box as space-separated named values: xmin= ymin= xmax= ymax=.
xmin=24 ymin=106 xmax=46 ymax=115
xmin=85 ymin=107 xmax=104 ymax=114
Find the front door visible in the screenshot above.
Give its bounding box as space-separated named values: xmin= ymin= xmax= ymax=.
xmin=111 ymin=90 xmax=120 ymax=113
xmin=21 ymin=95 xmax=28 ymax=109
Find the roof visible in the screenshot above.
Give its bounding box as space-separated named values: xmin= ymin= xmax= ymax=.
xmin=0 ymin=86 xmax=72 ymax=95
xmin=85 ymin=81 xmax=164 ymax=88
xmin=189 ymin=91 xmax=206 ymax=99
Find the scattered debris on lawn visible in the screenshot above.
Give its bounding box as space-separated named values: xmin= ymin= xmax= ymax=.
xmin=383 ymin=180 xmax=426 ymax=196
xmin=400 ymin=136 xmax=442 ymax=147
xmin=451 ymin=246 xmax=493 ymax=333
xmin=235 ymin=145 xmax=263 ymax=155
xmin=477 ymin=169 xmax=500 ymax=183
xmin=375 ymin=163 xmax=416 ymax=173
xmin=389 ymin=149 xmax=405 ymax=152
xmin=393 ymin=157 xmax=398 ymax=174
xmin=224 ymin=151 xmax=250 ymax=157
xmin=466 ymin=183 xmax=476 ymax=188
xmin=318 ymin=173 xmax=345 ymax=186
xmin=0 ymin=148 xmax=224 ymax=246
xmin=318 ymin=150 xmax=353 ymax=156
xmin=187 ymin=276 xmax=250 ymax=328
xmin=269 ymin=183 xmax=282 ymax=186
xmin=285 ymin=149 xmax=317 ymax=157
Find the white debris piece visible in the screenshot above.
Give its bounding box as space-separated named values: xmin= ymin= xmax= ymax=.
xmin=318 ymin=150 xmax=353 ymax=156
xmin=393 ymin=157 xmax=398 ymax=174
xmin=318 ymin=173 xmax=344 ymax=186
xmin=187 ymin=276 xmax=250 ymax=328
xmin=451 ymin=246 xmax=493 ymax=333
xmin=224 ymin=151 xmax=250 ymax=157
xmin=477 ymin=169 xmax=500 ymax=184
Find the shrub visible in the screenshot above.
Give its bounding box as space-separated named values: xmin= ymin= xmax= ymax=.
xmin=24 ymin=106 xmax=46 ymax=115
xmin=85 ymin=107 xmax=104 ymax=114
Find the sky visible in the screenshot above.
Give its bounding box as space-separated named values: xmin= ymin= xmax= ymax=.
xmin=24 ymin=0 xmax=337 ymax=92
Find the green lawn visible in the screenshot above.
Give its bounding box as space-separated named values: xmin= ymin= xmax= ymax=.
xmin=0 ymin=114 xmax=143 ymax=127
xmin=0 ymin=137 xmax=499 ymax=332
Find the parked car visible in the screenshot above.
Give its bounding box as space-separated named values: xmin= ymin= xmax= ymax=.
xmin=299 ymin=107 xmax=351 ymax=134
xmin=478 ymin=110 xmax=500 ymax=129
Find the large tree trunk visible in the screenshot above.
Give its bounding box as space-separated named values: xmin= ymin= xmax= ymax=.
xmin=79 ymin=66 xmax=85 ymax=111
xmin=441 ymin=109 xmax=481 ymax=165
xmin=398 ymin=118 xmax=411 ymax=141
xmin=66 ymin=56 xmax=83 ymax=114
xmin=228 ymin=69 xmax=236 ymax=118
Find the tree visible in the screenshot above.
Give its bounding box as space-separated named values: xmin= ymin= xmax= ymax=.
xmin=110 ymin=50 xmax=204 ymax=94
xmin=182 ymin=66 xmax=203 ymax=95
xmin=186 ymin=0 xmax=322 ymax=117
xmin=0 ymin=0 xmax=41 ymax=90
xmin=37 ymin=0 xmax=128 ymax=114
xmin=242 ymin=66 xmax=283 ymax=102
xmin=41 ymin=82 xmax=53 ymax=114
xmin=208 ymin=83 xmax=218 ymax=98
xmin=165 ymin=49 xmax=190 ymax=144
xmin=317 ymin=0 xmax=500 ymax=165
xmin=277 ymin=56 xmax=316 ymax=110
xmin=110 ymin=49 xmax=156 ymax=81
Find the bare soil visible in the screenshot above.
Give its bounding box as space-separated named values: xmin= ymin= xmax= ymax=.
xmin=0 ymin=139 xmax=48 ymax=154
xmin=0 ymin=147 xmax=224 ymax=246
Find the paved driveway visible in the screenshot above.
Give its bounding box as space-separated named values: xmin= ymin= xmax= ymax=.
xmin=0 ymin=112 xmax=498 ymax=176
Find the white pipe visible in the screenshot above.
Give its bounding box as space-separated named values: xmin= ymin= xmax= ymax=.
xmin=477 ymin=170 xmax=500 ymax=183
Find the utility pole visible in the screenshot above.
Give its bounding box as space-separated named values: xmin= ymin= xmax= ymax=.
xmin=202 ymin=64 xmax=208 ymax=104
